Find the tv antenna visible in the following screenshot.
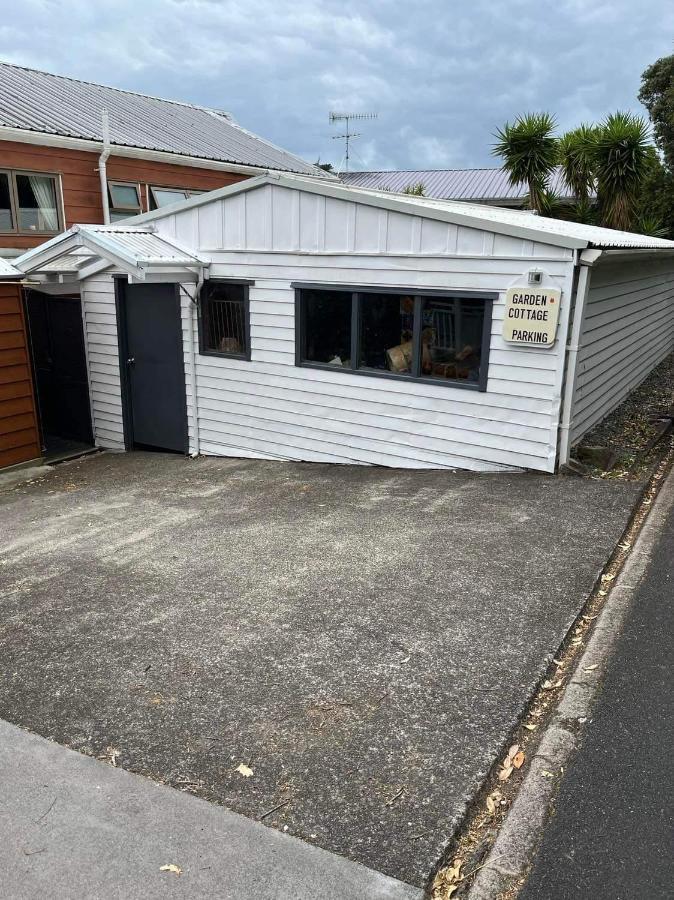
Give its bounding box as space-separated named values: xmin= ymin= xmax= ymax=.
xmin=329 ymin=111 xmax=377 ymax=171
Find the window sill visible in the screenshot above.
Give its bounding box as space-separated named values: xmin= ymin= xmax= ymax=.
xmin=297 ymin=361 xmax=484 ymax=392
xmin=199 ymin=349 xmax=251 ymax=361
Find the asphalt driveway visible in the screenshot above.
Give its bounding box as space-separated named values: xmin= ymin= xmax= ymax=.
xmin=0 ymin=453 xmax=643 ymax=887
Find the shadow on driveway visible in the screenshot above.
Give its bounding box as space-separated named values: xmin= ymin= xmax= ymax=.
xmin=0 ymin=452 xmax=643 ymax=886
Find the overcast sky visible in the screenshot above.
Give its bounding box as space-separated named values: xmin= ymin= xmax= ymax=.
xmin=2 ymin=0 xmax=673 ymax=171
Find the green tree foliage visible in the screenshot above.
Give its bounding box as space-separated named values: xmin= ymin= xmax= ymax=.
xmin=558 ymin=125 xmax=597 ymax=203
xmin=493 ymin=111 xmax=654 ymax=232
xmin=492 ymin=113 xmax=558 ymax=213
xmin=639 ymin=53 xmax=674 ymax=170
xmin=402 ymin=182 xmax=426 ymax=196
xmin=638 ymin=54 xmax=674 ymax=238
xmin=591 ymin=112 xmax=651 ymax=231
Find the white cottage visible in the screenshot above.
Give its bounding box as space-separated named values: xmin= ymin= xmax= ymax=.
xmin=13 ymin=173 xmax=674 ymax=472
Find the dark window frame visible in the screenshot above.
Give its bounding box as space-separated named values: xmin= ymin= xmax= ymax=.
xmin=198 ymin=279 xmax=252 ymax=361
xmin=0 ymin=168 xmax=63 ymax=235
xmin=293 ymin=283 xmax=495 ymax=392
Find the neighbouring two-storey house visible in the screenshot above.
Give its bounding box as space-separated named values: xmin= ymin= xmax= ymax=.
xmin=0 ymin=60 xmax=325 ymax=469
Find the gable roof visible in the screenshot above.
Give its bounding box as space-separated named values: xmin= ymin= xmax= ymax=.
xmin=0 ymin=256 xmax=22 ymax=278
xmin=15 ymin=224 xmax=208 ymax=282
xmin=0 ymin=61 xmax=321 ymax=176
xmin=339 ymin=167 xmax=578 ymax=203
xmin=127 ymin=172 xmax=674 ymax=253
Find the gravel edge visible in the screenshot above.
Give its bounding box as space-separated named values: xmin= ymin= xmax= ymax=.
xmin=466 ymin=464 xmax=674 ymax=899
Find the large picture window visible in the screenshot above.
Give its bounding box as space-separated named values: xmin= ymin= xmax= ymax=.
xmin=295 ymin=286 xmax=493 ymax=390
xmin=0 ymin=170 xmax=62 ymax=234
xmin=199 ymin=281 xmax=250 ymax=359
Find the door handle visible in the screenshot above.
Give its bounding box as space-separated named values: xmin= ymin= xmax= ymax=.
xmin=126 ymin=357 xmax=135 ymax=366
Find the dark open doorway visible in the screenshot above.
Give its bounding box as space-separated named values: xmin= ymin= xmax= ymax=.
xmin=24 ymin=291 xmax=94 ymax=460
xmin=116 ymin=281 xmax=187 ymax=453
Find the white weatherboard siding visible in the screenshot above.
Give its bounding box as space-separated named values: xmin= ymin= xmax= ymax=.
xmin=155 ymin=183 xmax=577 ymax=472
xmin=570 ymin=258 xmax=674 ymax=445
xmin=80 ymin=272 xmax=125 ymax=450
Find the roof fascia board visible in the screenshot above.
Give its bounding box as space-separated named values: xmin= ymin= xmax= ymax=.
xmin=15 ymin=229 xmax=84 ymax=272
xmin=278 ymin=176 xmax=590 ymax=249
xmin=127 ymin=174 xmax=275 ymax=225
xmin=0 ymin=125 xmax=330 ymax=179
xmin=126 ymin=172 xmax=590 ymax=250
xmin=590 ymin=247 xmax=674 ymax=263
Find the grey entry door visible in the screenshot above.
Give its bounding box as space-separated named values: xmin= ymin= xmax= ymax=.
xmin=119 ymin=282 xmax=187 ymax=453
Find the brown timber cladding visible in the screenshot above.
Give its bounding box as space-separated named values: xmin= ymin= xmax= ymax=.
xmin=0 ymin=282 xmax=41 ymax=468
xmin=0 ymin=140 xmax=250 ymax=249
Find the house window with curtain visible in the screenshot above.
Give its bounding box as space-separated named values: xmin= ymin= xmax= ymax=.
xmin=0 ymin=170 xmax=62 ymax=234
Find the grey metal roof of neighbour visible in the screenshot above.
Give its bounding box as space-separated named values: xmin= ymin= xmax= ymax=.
xmin=339 ymin=167 xmax=576 ymax=202
xmin=0 ymin=61 xmax=321 ymax=176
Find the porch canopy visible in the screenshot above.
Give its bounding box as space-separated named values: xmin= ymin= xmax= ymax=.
xmin=14 ymin=224 xmax=209 ymax=284
xmin=0 ymin=257 xmax=23 ymax=279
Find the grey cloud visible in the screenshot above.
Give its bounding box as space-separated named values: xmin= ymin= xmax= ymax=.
xmin=3 ymin=0 xmax=673 ymax=171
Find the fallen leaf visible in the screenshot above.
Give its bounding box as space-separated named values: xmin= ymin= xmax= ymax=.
xmin=507 ymin=743 xmax=520 ymax=759
xmin=236 ymin=764 xmax=254 ymax=778
xmin=542 ymin=680 xmax=554 ymax=690
xmin=523 ymin=723 xmax=537 ymax=731
xmin=584 ymin=664 xmax=599 ymax=672
xmin=498 ymin=764 xmax=513 ymax=782
xmin=601 ymin=574 xmax=615 ymax=583
xmin=512 ymin=750 xmax=526 ymax=769
xmin=486 ymin=791 xmax=502 ymax=814
xmin=540 ymin=770 xmax=555 ymax=778
xmin=160 ymin=864 xmax=182 ymax=875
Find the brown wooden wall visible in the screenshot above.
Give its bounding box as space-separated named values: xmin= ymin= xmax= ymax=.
xmin=0 ymin=139 xmax=249 ymax=250
xmin=0 ymin=282 xmax=41 ymax=468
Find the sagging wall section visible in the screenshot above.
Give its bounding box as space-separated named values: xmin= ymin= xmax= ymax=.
xmin=570 ymin=256 xmax=674 ymax=446
xmin=170 ymin=184 xmax=576 ymax=472
xmin=78 ymin=183 xmax=579 ymax=472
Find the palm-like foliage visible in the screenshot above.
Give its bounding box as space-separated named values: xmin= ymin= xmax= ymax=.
xmin=493 ymin=113 xmax=558 ymax=213
xmin=558 ymin=125 xmax=597 ymax=202
xmin=591 ymin=112 xmax=651 ymax=231
xmin=492 ymin=113 xmax=558 ymax=212
xmin=403 ymin=182 xmax=426 ymax=196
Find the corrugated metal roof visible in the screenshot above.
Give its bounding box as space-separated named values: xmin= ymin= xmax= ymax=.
xmin=340 ymin=167 xmax=576 ymax=202
xmin=81 ymin=225 xmax=206 ymax=265
xmin=330 ymin=179 xmax=674 ymax=250
xmin=15 ymin=224 xmax=209 ymax=277
xmin=0 ymin=256 xmax=21 ymax=278
xmin=0 ymin=61 xmax=321 ymax=176
xmin=131 ymin=173 xmax=672 ymax=252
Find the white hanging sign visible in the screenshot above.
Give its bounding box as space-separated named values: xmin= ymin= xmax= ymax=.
xmin=502 ymin=287 xmax=561 ymax=347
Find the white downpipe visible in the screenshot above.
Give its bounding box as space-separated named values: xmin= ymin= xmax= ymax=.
xmin=98 ymin=110 xmax=111 ymax=225
xmin=185 ymin=273 xmax=204 ymax=456
xmin=558 ymin=249 xmax=601 ymax=467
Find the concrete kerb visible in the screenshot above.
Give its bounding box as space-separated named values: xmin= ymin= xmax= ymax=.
xmin=466 ymin=463 xmax=674 ymax=900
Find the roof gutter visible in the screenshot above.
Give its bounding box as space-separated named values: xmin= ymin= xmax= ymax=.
xmin=558 ymin=247 xmax=603 ymax=468
xmin=97 ymin=110 xmax=111 ymax=225
xmin=0 ymin=125 xmax=331 ymax=179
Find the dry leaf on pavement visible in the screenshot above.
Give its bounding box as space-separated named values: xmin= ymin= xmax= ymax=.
xmin=512 ymin=750 xmax=526 ymax=769
xmin=498 ymin=764 xmax=514 ymax=782
xmin=236 ymin=764 xmax=254 ymax=778
xmin=160 ymin=864 xmax=182 ymax=875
